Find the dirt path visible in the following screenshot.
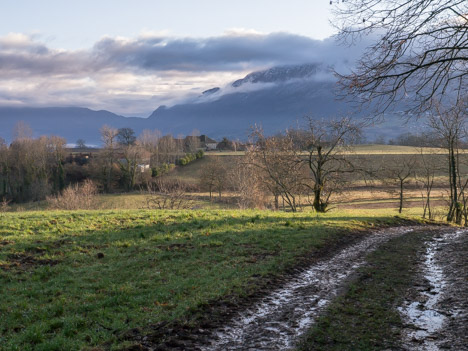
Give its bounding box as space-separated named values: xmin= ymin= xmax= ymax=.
xmin=199 ymin=227 xmax=415 ymax=351
xmin=399 ymin=228 xmax=468 ymax=350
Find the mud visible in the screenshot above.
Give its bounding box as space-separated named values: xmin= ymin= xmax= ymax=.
xmin=198 ymin=226 xmax=414 ymax=351
xmin=399 ymin=228 xmax=468 ymax=350
xmin=0 ymin=252 xmax=60 ymax=271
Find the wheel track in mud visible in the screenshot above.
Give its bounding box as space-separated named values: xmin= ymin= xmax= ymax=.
xmin=199 ymin=226 xmax=417 ymax=351
xmin=399 ymin=228 xmax=468 ymax=351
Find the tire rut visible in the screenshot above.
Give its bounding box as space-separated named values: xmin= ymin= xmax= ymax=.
xmin=200 ymin=226 xmax=416 ymax=351
xmin=399 ymin=228 xmax=468 ymax=351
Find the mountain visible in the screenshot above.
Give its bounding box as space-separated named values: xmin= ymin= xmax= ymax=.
xmin=146 ymin=64 xmax=418 ymax=139
xmin=231 ymin=63 xmax=321 ymax=87
xmin=0 ymin=64 xmax=419 ymax=144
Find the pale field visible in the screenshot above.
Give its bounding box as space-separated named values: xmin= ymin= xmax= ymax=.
xmin=206 ymin=144 xmax=452 ymax=156
xmin=5 ymin=144 xmax=455 ymax=216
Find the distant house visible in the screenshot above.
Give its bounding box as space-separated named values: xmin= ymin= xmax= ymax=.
xmin=137 ymin=164 xmax=151 ymax=173
xmin=182 ymin=135 xmax=218 ymax=151
xmin=199 ymin=135 xmax=218 ymax=150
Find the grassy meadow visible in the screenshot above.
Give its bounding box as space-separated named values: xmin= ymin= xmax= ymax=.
xmin=0 ymin=208 xmax=410 ymax=351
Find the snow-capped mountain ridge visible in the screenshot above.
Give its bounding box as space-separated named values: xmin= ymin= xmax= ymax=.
xmin=232 ymin=63 xmax=323 ymax=87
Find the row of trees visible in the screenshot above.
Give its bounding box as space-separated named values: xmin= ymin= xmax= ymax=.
xmin=0 ymin=135 xmax=66 ymax=202
xmin=0 ymin=125 xmax=206 ymax=203
xmin=217 ymin=101 xmax=467 ymax=226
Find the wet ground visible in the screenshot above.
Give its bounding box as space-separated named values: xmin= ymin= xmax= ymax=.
xmin=200 ymin=227 xmax=414 ymax=351
xmin=126 ymin=225 xmax=468 ymax=350
xmin=399 ymin=228 xmax=468 ymax=350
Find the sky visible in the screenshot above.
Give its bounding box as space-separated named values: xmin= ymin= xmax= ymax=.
xmin=0 ymin=1 xmax=351 ymax=116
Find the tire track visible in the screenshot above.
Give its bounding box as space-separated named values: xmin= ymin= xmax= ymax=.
xmin=201 ymin=226 xmax=415 ymax=350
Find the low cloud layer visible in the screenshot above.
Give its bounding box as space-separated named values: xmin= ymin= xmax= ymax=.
xmin=0 ymin=31 xmax=369 ymax=115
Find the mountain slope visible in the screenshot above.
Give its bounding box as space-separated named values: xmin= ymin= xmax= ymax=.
xmin=146 ymin=64 xmax=416 ymax=139
xmin=0 ymin=64 xmax=418 ymax=144
xmin=0 ymin=107 xmax=144 ymax=144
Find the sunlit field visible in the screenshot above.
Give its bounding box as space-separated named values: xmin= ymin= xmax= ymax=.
xmin=0 ymin=208 xmax=416 ymax=351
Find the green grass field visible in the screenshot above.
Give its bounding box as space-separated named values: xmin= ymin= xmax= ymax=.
xmin=0 ymin=208 xmax=409 ymax=351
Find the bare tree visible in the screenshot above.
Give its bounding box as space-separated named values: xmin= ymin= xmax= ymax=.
xmin=415 ymin=148 xmax=440 ymax=219
xmin=428 ymin=101 xmax=467 ymax=224
xmin=199 ymin=157 xmax=227 ymax=200
xmin=139 ymin=129 xmax=162 ymax=166
xmin=230 ymin=155 xmax=268 ymax=209
xmin=145 ymin=179 xmax=193 ymax=210
xmin=0 ymin=138 xmax=9 ymax=199
xmin=3 ymin=133 xmax=68 ymax=202
xmin=75 ymin=139 xmax=87 ymax=149
xmin=118 ymin=141 xmax=149 ymax=192
xmin=333 ymin=0 xmax=468 ymax=113
xmin=46 ymin=136 xmax=67 ymax=193
xmin=301 ymin=117 xmax=362 ymax=212
xmin=185 ymin=129 xmax=202 ymax=153
xmin=380 ymin=155 xmax=417 ymax=213
xmin=13 ymin=121 xmax=33 ymax=141
xmin=158 ymin=135 xmax=177 ymax=165
xmin=47 ymin=179 xmax=98 ymax=210
xmin=248 ymin=127 xmax=305 ymax=211
xmin=100 ymin=125 xmax=118 ymax=192
xmin=117 ymin=127 xmax=137 ymax=146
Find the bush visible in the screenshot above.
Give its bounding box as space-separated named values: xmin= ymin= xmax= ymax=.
xmin=152 ymin=163 xmax=175 ymax=177
xmin=145 ymin=179 xmax=194 ymax=210
xmin=0 ymin=197 xmax=11 ymax=212
xmin=177 ymin=153 xmax=199 ymax=166
xmin=47 ymin=180 xmax=98 ymax=210
xmin=196 ymin=150 xmax=204 ymax=159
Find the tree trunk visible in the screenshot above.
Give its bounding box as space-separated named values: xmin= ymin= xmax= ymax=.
xmin=313 ymin=187 xmax=326 ymax=212
xmin=399 ymin=179 xmax=404 ymax=213
xmin=447 ymin=144 xmax=460 ymax=223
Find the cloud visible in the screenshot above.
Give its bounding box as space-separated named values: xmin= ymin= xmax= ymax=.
xmin=0 ymin=31 xmax=371 ymax=115
xmin=92 ymin=32 xmax=369 ymax=73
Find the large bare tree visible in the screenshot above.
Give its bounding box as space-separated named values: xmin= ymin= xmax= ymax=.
xmin=199 ymin=157 xmax=227 ymax=200
xmin=428 ymin=101 xmax=468 ymax=224
xmin=333 ymin=0 xmax=468 ymax=113
xmin=301 ymin=117 xmax=362 ymax=212
xmin=248 ymin=128 xmax=305 ymax=212
xmin=99 ymin=125 xmax=119 ymax=192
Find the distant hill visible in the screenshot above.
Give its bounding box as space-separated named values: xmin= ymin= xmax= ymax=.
xmin=0 ymin=64 xmax=420 ymax=144
xmin=145 ymin=64 xmax=418 ymax=140
xmin=0 ymin=107 xmax=144 ymax=145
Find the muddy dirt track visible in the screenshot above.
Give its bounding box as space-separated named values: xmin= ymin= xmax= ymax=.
xmin=201 ymin=227 xmax=413 ymax=351
xmin=129 ymin=226 xmax=468 ymax=350
xmin=399 ymin=228 xmax=468 ymax=351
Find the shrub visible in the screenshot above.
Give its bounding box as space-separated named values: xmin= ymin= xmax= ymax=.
xmin=152 ymin=163 xmax=176 ymax=177
xmin=0 ymin=197 xmax=11 ymax=212
xmin=177 ymin=153 xmax=198 ymax=166
xmin=47 ymin=180 xmax=98 ymax=210
xmin=145 ymin=179 xmax=194 ymax=210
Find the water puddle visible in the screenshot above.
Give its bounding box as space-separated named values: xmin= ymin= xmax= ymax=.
xmin=399 ymin=229 xmax=465 ymax=351
xmin=201 ymin=227 xmax=414 ymax=351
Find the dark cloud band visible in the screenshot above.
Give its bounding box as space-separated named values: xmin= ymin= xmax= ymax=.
xmin=0 ymin=32 xmax=370 ymax=76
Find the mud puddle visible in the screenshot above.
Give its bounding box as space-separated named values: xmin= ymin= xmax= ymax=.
xmin=200 ymin=227 xmax=415 ymax=351
xmin=399 ymin=229 xmax=467 ymax=351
